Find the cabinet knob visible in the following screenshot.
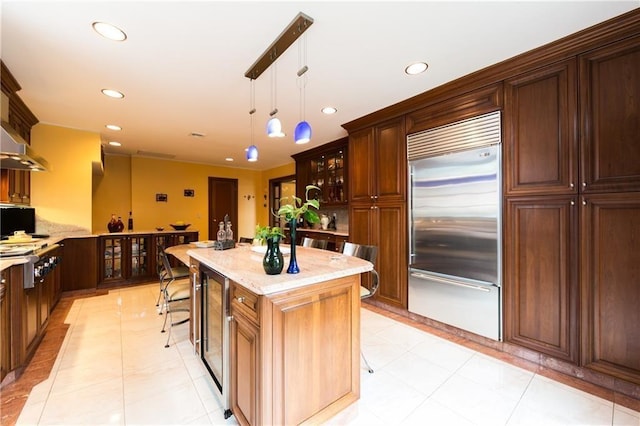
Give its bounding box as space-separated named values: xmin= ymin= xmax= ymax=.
xmin=570 ymin=201 xmax=575 ymax=206
xmin=569 ymin=183 xmax=574 ymax=188
xmin=582 ymin=199 xmax=587 ymax=206
xmin=236 ymin=296 xmax=245 ymax=303
xmin=582 ymin=182 xmax=587 ymax=188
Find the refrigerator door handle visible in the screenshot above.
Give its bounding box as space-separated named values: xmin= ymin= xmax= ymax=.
xmin=410 ymin=271 xmax=495 ymax=292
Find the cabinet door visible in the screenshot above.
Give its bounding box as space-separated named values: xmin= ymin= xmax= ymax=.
xmin=580 ymin=36 xmax=640 ymax=193
xmin=504 ymin=196 xmax=579 ymax=363
xmin=129 ymin=235 xmax=151 ymax=280
xmin=230 ymin=312 xmax=260 ymax=426
xmin=349 ymin=203 xmax=407 ymax=308
xmin=504 ymin=59 xmax=578 ymax=195
xmin=62 ymin=237 xmax=98 ymax=292
xmin=375 ymin=118 xmax=407 ymax=203
xmin=348 ymin=128 xmax=375 ymax=203
xmin=8 ymin=170 xmax=30 ymax=205
xmin=581 ymin=192 xmax=640 ymax=384
xmin=100 ymin=236 xmax=127 ymax=284
xmin=375 ymin=203 xmax=408 ymax=308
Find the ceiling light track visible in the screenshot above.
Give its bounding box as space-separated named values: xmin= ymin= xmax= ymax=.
xmin=244 ymin=12 xmax=314 ymax=80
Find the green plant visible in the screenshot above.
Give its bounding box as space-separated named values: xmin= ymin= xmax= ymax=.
xmin=276 ymin=185 xmax=321 ymax=224
xmin=254 ymin=224 xmax=285 ymax=243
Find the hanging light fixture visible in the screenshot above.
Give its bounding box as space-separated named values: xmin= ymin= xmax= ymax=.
xmin=266 ymin=63 xmax=285 ymax=137
xmin=294 ymin=32 xmax=311 ymax=144
xmin=246 ymin=79 xmax=258 ymax=162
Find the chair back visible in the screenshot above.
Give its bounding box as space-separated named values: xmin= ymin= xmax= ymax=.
xmin=157 ymin=244 xmax=175 ymax=279
xmin=302 ymin=237 xmax=329 ymax=250
xmin=341 ymin=242 xmax=380 ymax=299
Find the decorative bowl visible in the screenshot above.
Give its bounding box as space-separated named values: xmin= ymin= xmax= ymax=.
xmin=155 ymin=227 xmax=164 ymax=231
xmin=170 ymin=224 xmax=190 ymax=230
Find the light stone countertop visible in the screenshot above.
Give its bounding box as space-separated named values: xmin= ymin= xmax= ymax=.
xmin=166 ymin=243 xmax=372 ymax=296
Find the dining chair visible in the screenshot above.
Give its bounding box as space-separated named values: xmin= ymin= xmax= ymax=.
xmin=341 ymin=242 xmax=379 ymax=373
xmin=302 ymin=237 xmax=329 ymax=250
xmin=157 ymin=244 xmax=191 ymax=348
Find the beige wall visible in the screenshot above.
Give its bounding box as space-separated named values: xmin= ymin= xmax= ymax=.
xmin=30 ymin=124 xmax=101 ymax=232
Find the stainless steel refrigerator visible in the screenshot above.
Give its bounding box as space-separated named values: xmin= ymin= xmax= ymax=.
xmin=408 ymin=111 xmax=502 ymax=340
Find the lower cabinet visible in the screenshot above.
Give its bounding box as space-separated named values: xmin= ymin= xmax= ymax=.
xmin=580 ymin=192 xmax=640 ymax=384
xmin=505 ymin=192 xmax=640 ymax=384
xmin=100 ymin=234 xmax=154 ymax=287
xmin=229 ymin=275 xmax=361 ymax=425
xmin=504 ymin=196 xmax=579 ymax=363
xmin=61 ymin=237 xmax=98 ymax=292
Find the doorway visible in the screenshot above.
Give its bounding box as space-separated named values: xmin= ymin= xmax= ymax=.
xmin=269 ymin=174 xmax=296 ymax=228
xmin=208 ymin=177 xmax=238 ymax=241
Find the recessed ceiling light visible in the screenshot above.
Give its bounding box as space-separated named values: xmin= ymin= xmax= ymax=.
xmin=108 ymin=141 xmax=122 ymax=147
xmin=101 ymin=89 xmax=125 ymax=99
xmin=321 ymin=107 xmax=337 ymax=115
xmin=105 ymin=124 xmax=121 ymax=131
xmin=225 ymin=157 xmax=234 ymax=162
xmin=405 ymin=62 xmax=429 ymax=75
xmin=92 ymin=22 xmax=127 ymax=41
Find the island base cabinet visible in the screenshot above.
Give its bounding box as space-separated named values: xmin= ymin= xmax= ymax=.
xmin=229 ymin=274 xmax=361 ymax=425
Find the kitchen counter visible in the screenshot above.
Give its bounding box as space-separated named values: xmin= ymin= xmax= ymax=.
xmin=166 ymin=242 xmax=372 ymax=295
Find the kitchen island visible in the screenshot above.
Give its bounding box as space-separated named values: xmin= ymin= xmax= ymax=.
xmin=167 ymin=243 xmax=373 ymax=425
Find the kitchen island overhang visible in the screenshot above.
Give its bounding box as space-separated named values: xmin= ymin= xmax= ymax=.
xmin=183 ymin=244 xmax=373 ymax=425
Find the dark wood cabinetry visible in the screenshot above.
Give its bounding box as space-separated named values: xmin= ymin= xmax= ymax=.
xmin=504 ymin=35 xmax=640 ymax=384
xmin=580 ymin=192 xmax=640 ymax=384
xmin=504 ymin=60 xmax=578 ymax=196
xmin=1 ymin=61 xmax=39 ymax=206
xmin=0 ymin=270 xmax=8 ymax=384
xmin=292 ymin=138 xmax=348 ymax=206
xmin=61 ymin=237 xmax=98 ymax=293
xmin=579 ymin=35 xmax=640 ymax=194
xmin=504 ymin=196 xmax=579 ymax=363
xmin=348 ymin=117 xmax=407 ymax=308
xmin=294 ymin=229 xmax=348 ymax=252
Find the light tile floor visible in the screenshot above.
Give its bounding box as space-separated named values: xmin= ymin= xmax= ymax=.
xmin=16 ymin=283 xmax=640 ymax=425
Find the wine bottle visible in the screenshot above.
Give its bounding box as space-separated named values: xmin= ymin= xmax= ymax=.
xmin=128 ymin=211 xmax=133 ymax=231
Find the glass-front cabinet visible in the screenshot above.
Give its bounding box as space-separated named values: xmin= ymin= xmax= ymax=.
xmin=101 ymin=234 xmax=152 ymax=286
xmin=292 ymin=137 xmax=348 ymax=207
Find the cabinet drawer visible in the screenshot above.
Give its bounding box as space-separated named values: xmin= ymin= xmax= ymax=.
xmin=231 ymin=282 xmax=260 ymax=325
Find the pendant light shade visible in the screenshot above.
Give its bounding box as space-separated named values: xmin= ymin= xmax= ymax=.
xmin=246 ymin=145 xmax=258 ymax=162
xmin=294 ymin=121 xmax=312 ymax=144
xmin=266 ymin=117 xmax=284 ymax=138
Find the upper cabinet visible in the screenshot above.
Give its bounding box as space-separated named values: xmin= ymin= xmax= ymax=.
xmin=504 ymin=59 xmax=578 ymax=196
xmin=1 ymin=61 xmax=39 ymax=206
xmin=349 ymin=117 xmax=406 ymax=204
xmin=579 ymin=35 xmax=640 ymax=193
xmin=292 ymin=137 xmax=348 ymax=206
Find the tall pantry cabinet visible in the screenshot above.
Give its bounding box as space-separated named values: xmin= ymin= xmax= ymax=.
xmin=504 ymin=35 xmax=640 ymax=383
xmin=347 ymin=117 xmax=407 ymax=309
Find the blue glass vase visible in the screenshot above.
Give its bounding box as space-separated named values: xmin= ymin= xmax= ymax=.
xmin=287 ymin=219 xmax=300 ymax=274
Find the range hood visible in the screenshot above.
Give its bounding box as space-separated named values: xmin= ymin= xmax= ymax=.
xmin=0 ymin=121 xmax=49 ymax=171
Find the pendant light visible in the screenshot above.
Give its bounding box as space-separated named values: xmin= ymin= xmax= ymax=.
xmin=266 ymin=63 xmax=285 ymax=137
xmin=246 ymin=79 xmax=258 ymax=162
xmin=294 ymin=33 xmax=311 ymax=144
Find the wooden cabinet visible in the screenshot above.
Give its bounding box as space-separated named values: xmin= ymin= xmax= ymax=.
xmin=504 ymin=196 xmax=579 ymax=363
xmin=229 ymin=275 xmax=361 ymax=425
xmin=0 ymin=269 xmax=10 ymax=383
xmin=292 ymin=137 xmax=348 ymax=206
xmin=99 ymin=234 xmax=153 ymax=286
xmin=156 ymin=231 xmax=199 ymax=268
xmin=0 ymin=61 xmax=38 ymax=206
xmin=580 ymin=192 xmax=640 ymax=384
xmin=349 ymin=117 xmax=406 ymax=204
xmin=504 ymin=59 xmax=578 ymax=196
xmin=61 ymin=237 xmax=98 ymax=293
xmin=579 ymin=35 xmax=640 ymax=193
xmin=348 ymin=117 xmax=407 ymax=308
xmin=0 ymin=169 xmax=31 ymax=205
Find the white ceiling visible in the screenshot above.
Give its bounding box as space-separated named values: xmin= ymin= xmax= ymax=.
xmin=1 ymin=1 xmax=637 ymax=170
